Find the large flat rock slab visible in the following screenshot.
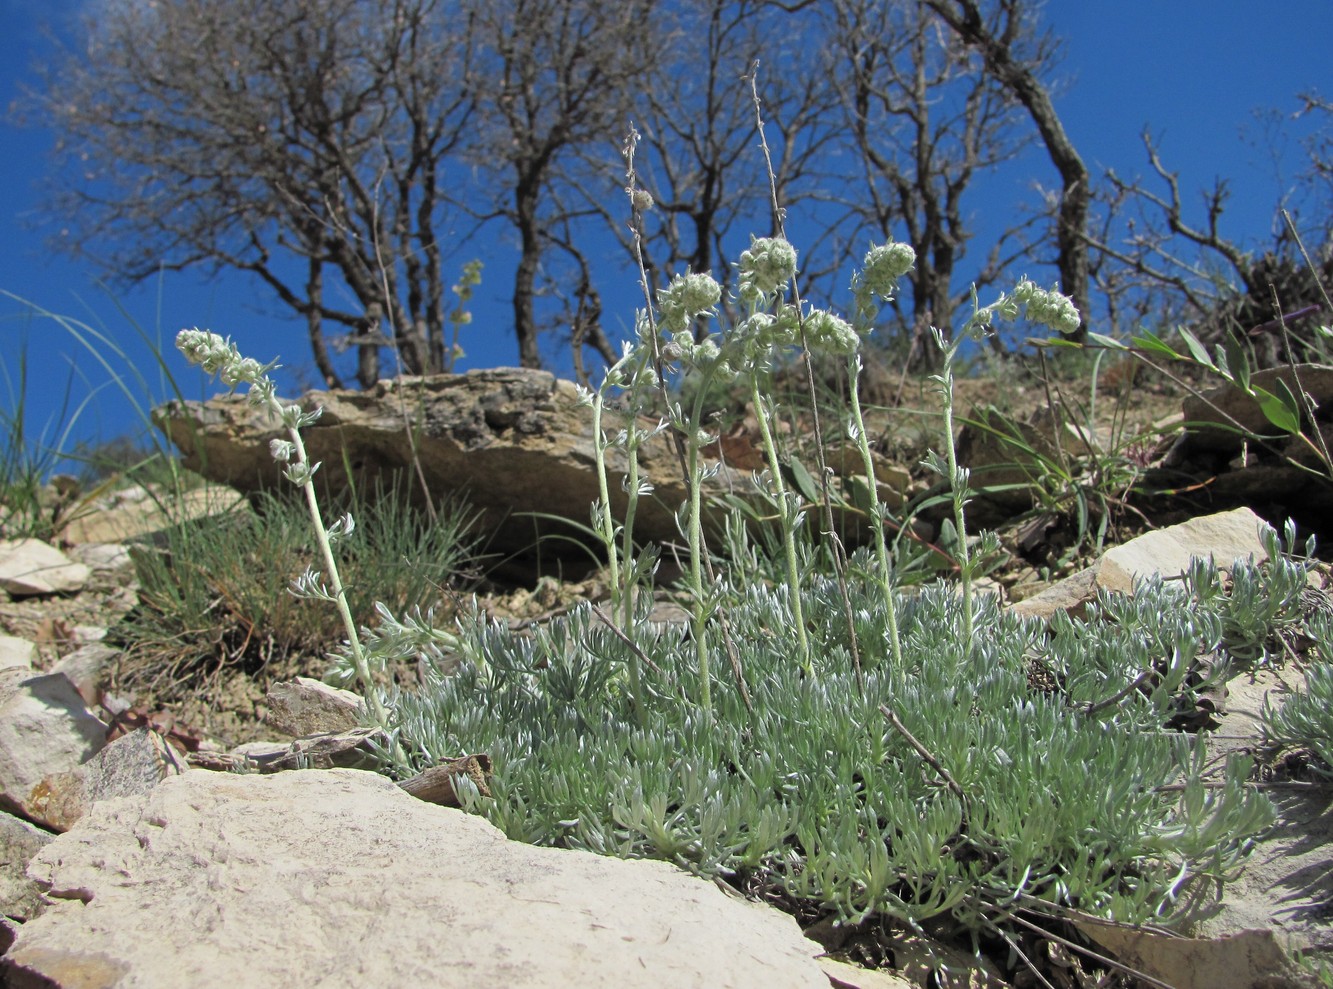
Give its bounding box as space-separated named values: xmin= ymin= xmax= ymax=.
xmin=5 ymin=769 xmax=828 ymax=989
xmin=154 ymin=368 xmax=749 ymax=554
xmin=1012 ymin=507 xmax=1269 ymax=620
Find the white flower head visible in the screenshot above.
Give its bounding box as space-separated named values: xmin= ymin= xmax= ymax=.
xmin=860 ymin=242 xmax=916 ymax=298
xmin=737 ymin=237 xmax=797 ymax=305
xmin=803 ymin=309 xmax=859 ymax=356
xmin=657 ymin=272 xmax=722 ymax=333
xmin=1012 ymin=280 xmax=1081 ymax=335
xmin=176 ymin=328 xmax=240 ymax=377
xmin=269 ymin=438 xmax=295 ymax=462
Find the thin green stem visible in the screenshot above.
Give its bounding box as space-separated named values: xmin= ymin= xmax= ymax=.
xmin=847 ymin=358 xmax=902 ymax=673
xmin=937 ymin=351 xmax=974 ymax=655
xmin=274 ymin=407 xmax=393 ymax=730
xmin=749 ymin=377 xmax=811 ymax=673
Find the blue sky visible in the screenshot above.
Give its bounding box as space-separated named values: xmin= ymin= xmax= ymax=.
xmin=1 ymin=1 xmax=1329 ymax=464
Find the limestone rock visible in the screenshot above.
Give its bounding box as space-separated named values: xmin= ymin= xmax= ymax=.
xmin=49 ymin=642 xmax=119 ymax=709
xmin=1011 ymin=507 xmax=1269 ymax=620
xmin=265 ymin=677 xmax=365 ymax=737
xmin=25 ymin=728 xmax=187 ymax=833
xmin=0 ymin=810 xmax=53 ymax=921
xmin=0 ymin=540 xmax=89 ymax=597
xmin=6 ymin=769 xmax=828 ymax=989
xmin=154 ymin=369 xmax=750 ymax=553
xmin=0 ymin=674 xmax=107 ymax=823
xmin=818 ymin=957 xmax=914 ymax=989
xmin=0 ymin=635 xmax=36 ymax=673
xmin=65 ymin=542 xmax=132 ymax=572
xmin=60 ymin=484 xmax=247 ymax=545
xmin=1190 ymin=667 xmax=1333 ymax=959
xmin=1096 ymin=506 xmax=1268 ymax=595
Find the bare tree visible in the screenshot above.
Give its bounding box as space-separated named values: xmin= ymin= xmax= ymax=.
xmin=460 ymin=0 xmax=656 ymax=369
xmin=646 ymin=2 xmax=832 ymax=304
xmin=822 ymin=0 xmax=1041 ymax=364
xmin=1088 ymin=131 xmax=1332 ymax=360
xmin=923 ymin=0 xmax=1091 ymax=340
xmin=31 ymin=0 xmax=477 ymax=388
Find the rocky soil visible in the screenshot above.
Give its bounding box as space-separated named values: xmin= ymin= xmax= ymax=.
xmin=3 ymin=363 xmax=1333 ymax=988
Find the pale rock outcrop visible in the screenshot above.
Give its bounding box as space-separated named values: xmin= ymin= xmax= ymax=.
xmin=0 ymin=540 xmax=89 ymax=597
xmin=154 ymin=368 xmax=752 ymax=553
xmin=0 ymin=674 xmax=107 ymax=824
xmin=5 ymin=769 xmax=829 ymax=989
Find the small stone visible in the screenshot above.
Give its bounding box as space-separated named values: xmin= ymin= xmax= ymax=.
xmin=0 ymin=540 xmax=90 ymax=597
xmin=26 ymin=728 xmax=187 ymax=833
xmin=0 ymin=636 xmax=37 ymax=673
xmin=0 ymin=674 xmax=107 ymax=823
xmin=265 ymin=677 xmax=365 ymax=737
xmin=1009 ymin=508 xmax=1270 ymax=620
xmin=50 ymin=643 xmax=120 ymax=710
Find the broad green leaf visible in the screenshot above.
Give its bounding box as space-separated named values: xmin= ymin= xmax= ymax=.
xmin=1130 ymin=330 xmax=1181 ymax=360
xmin=1221 ymin=335 xmax=1250 ymax=391
xmin=787 ymin=456 xmax=822 ymax=504
xmin=1087 ymin=332 xmax=1128 ymax=351
xmin=1253 ymin=382 xmax=1301 ymax=435
xmin=1178 ymin=328 xmax=1216 ymax=370
xmin=845 ymin=474 xmax=876 ymax=516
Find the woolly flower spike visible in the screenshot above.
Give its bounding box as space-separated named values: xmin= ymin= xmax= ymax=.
xmin=737 ymin=237 xmax=797 ymax=306
xmin=1012 ymin=280 xmax=1082 ymax=335
xmin=657 ymin=272 xmax=722 ymax=334
xmin=803 ymin=309 xmax=860 ymax=356
xmin=177 ymin=328 xmax=276 ymax=395
xmin=860 ymin=242 xmax=916 ymax=299
xmin=177 ymin=328 xmax=244 ymax=378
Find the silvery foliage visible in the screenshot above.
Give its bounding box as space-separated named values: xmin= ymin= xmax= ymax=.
xmin=1263 ymin=611 xmax=1333 ymax=776
xmin=385 ymin=548 xmax=1279 ymax=931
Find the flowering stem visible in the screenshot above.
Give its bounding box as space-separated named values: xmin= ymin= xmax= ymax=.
xmin=282 ymin=420 xmax=392 ymax=728
xmin=590 ymin=388 xmax=622 ymax=607
xmin=847 ymin=357 xmax=903 ymax=673
xmin=937 ymin=345 xmax=975 ymax=657
xmin=749 ymin=378 xmax=811 ymax=674
xmin=683 ymin=380 xmax=714 ymax=716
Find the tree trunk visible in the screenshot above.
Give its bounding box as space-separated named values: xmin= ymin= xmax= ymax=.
xmin=925 ymin=0 xmax=1090 ymax=339
xmin=305 ymin=256 xmax=342 ymax=389
xmin=514 ymin=180 xmax=543 ymax=370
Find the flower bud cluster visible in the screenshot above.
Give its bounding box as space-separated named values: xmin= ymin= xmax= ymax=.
xmin=656 ymin=272 xmax=722 ymax=334
xmin=802 ymin=309 xmax=859 ymax=356
xmin=725 ymin=306 xmax=801 ymax=373
xmin=736 ymin=236 xmax=797 ymax=306
xmin=852 ymin=241 xmax=916 ymax=327
xmin=177 ymin=328 xmax=279 ymax=405
xmin=859 ymin=242 xmax=916 ymax=298
xmin=1011 ymin=280 xmax=1081 ymax=335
